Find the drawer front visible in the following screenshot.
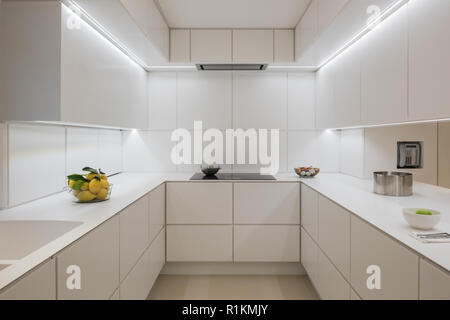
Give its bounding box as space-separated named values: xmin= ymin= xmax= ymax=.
xmin=149 ymin=184 xmax=165 ymax=244
xmin=234 ymin=226 xmax=300 ymax=262
xmin=57 ymin=216 xmax=120 ymax=300
xmin=234 ymin=183 xmax=300 ymax=224
xmin=167 ymin=183 xmax=232 ymax=224
xmin=316 ymin=249 xmax=350 ymax=300
xmin=351 ymin=216 xmax=419 ymax=300
xmin=301 ymin=185 xmax=319 ymax=240
xmin=318 ymin=195 xmax=350 ymax=280
xmin=120 ymin=195 xmax=149 ymax=281
xmin=419 ymin=259 xmax=450 ymax=300
xmin=167 ymin=226 xmax=232 ymax=262
xmin=301 ymin=227 xmax=319 ymax=286
xmin=120 ymin=229 xmax=165 ymax=300
xmin=0 ymin=259 xmax=56 ymax=300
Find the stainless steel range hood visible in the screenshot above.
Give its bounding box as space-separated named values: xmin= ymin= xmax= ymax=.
xmin=196 ymin=64 xmax=268 ymax=71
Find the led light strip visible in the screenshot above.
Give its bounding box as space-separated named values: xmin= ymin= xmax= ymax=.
xmin=317 ymin=0 xmax=409 ymax=70
xmin=329 ymin=118 xmax=450 ymax=131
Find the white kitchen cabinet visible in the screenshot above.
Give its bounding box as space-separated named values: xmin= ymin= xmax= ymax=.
xmin=119 ymin=195 xmax=149 ymax=281
xmin=317 ymin=0 xmax=349 ymax=35
xmin=315 ymin=249 xmax=350 ymax=300
xmin=234 ymin=183 xmax=300 ymax=225
xmin=318 ymin=195 xmax=350 ymax=280
xmin=419 ymin=259 xmax=450 ymax=300
xmin=274 ymin=30 xmax=294 ymax=63
xmin=57 ymin=216 xmax=120 ymax=300
xmin=170 ymin=29 xmax=190 ymax=63
xmin=351 ymin=216 xmax=419 ymax=300
xmin=295 ymin=0 xmax=318 ymax=64
xmin=360 ymin=5 xmax=408 ymax=125
xmin=149 ymin=184 xmax=165 ymax=244
xmin=167 ymin=183 xmax=232 ymax=224
xmin=350 ymin=289 xmax=361 ymax=300
xmin=233 ymin=30 xmax=274 ymax=64
xmin=167 ymin=226 xmax=233 ymax=262
xmin=301 ymin=185 xmax=319 ymax=241
xmin=110 ymin=289 xmax=120 ymax=300
xmin=409 ymin=0 xmax=450 ymax=121
xmin=315 ymin=62 xmax=335 ymax=129
xmin=0 ymin=259 xmax=56 ymax=300
xmin=120 ymin=229 xmax=165 ymax=300
xmin=0 ymin=1 xmax=147 ymax=129
xmin=234 ymin=226 xmax=300 ymax=262
xmin=301 ymin=227 xmax=319 ymax=286
xmin=191 ymin=29 xmax=232 ymax=63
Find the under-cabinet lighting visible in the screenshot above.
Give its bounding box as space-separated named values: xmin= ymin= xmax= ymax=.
xmin=317 ymin=0 xmax=409 ymax=70
xmin=266 ymin=66 xmax=318 ymax=72
xmin=327 ymin=118 xmax=450 ymax=131
xmin=146 ymin=65 xmax=197 ymax=71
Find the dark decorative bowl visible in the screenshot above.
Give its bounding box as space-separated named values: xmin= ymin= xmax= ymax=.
xmin=201 ymin=165 xmax=221 ymax=176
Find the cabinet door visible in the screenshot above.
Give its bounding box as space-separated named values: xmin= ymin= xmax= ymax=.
xmin=120 ymin=229 xmax=165 ymax=300
xmin=0 ymin=259 xmax=56 ymax=300
xmin=318 ymin=195 xmax=350 ymax=280
xmin=350 ymin=289 xmax=361 ymax=300
xmin=316 ymin=249 xmax=350 ymax=300
xmin=57 ymin=216 xmax=120 ymax=300
xmin=274 ymin=30 xmax=294 ymax=63
xmin=234 ymin=226 xmax=300 ymax=262
xmin=409 ymin=0 xmax=450 ymax=120
xmin=167 ymin=183 xmax=232 ymax=224
xmin=149 ymin=184 xmax=165 ymax=244
xmin=170 ymin=29 xmax=190 ymax=63
xmin=351 ymin=216 xmax=419 ymax=300
xmin=234 ymin=183 xmax=300 ymax=224
xmin=120 ymin=195 xmax=149 ymax=281
xmin=361 ymin=4 xmax=408 ymax=125
xmin=301 ymin=227 xmax=319 ymax=287
xmin=315 ymin=62 xmax=335 ymax=129
xmin=167 ymin=226 xmax=232 ymax=262
xmin=419 ymin=259 xmax=450 ymax=300
xmin=233 ymin=30 xmax=274 ymax=63
xmin=301 ymin=185 xmax=319 ymax=241
xmin=191 ymin=29 xmax=232 ymax=63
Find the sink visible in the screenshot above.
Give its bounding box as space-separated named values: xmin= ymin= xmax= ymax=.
xmin=0 ymin=221 xmax=83 ymax=260
xmin=0 ymin=265 xmax=10 ymax=271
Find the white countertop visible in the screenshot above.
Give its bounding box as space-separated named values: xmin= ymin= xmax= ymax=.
xmin=0 ymin=172 xmax=449 ymax=291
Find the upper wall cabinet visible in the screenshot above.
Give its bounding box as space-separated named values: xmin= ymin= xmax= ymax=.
xmin=0 ymin=1 xmax=148 ymax=129
xmin=170 ymin=29 xmax=294 ymax=64
xmin=191 ymin=29 xmax=232 ymax=64
xmin=408 ymin=0 xmax=450 ymax=121
xmin=233 ymin=30 xmax=274 ymax=64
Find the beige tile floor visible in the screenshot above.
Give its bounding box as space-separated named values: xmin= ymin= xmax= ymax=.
xmin=148 ymin=275 xmax=319 ymax=300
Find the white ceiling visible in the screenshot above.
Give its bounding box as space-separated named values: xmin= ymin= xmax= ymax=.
xmin=155 ymin=0 xmax=312 ymax=29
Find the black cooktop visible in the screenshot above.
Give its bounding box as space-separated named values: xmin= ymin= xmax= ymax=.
xmin=190 ymin=173 xmax=276 ymax=181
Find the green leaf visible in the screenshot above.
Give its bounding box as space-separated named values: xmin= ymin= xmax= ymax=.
xmin=82 ymin=167 xmax=99 ymax=174
xmin=99 ymin=168 xmax=105 ymax=175
xmin=67 ymin=174 xmax=88 ymax=182
xmin=72 ymin=180 xmax=85 ymax=191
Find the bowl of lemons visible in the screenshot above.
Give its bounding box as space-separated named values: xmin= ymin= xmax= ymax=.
xmin=67 ymin=167 xmax=112 ymax=203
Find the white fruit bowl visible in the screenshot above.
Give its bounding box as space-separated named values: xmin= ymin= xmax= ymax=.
xmin=403 ymin=208 xmax=441 ymax=230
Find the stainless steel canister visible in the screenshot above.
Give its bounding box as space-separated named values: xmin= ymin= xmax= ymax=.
xmin=373 ymin=172 xmax=413 ymax=196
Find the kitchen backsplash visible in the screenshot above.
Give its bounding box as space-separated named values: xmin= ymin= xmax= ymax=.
xmin=340 ymin=121 xmax=450 ymax=188
xmin=0 ymin=122 xmax=122 ymax=208
xmin=123 ymin=71 xmax=341 ymax=174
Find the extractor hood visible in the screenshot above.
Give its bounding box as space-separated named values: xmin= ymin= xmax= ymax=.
xmin=196 ymin=64 xmax=268 ymax=71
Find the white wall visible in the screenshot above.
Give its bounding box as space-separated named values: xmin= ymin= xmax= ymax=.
xmin=4 ymin=123 xmax=122 ymax=208
xmin=339 ymin=122 xmax=450 ymax=187
xmin=123 ymin=71 xmax=341 ymax=173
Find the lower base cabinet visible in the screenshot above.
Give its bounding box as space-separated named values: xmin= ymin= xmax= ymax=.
xmin=0 ymin=259 xmax=56 ymax=300
xmin=120 ymin=229 xmax=166 ymax=300
xmin=57 ymin=216 xmax=120 ymax=300
xmin=419 ymin=259 xmax=450 ymax=300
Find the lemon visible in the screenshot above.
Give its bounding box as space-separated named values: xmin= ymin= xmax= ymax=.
xmin=81 ymin=182 xmax=89 ymax=191
xmin=86 ymin=173 xmax=98 ymax=181
xmin=72 ymin=190 xmax=80 ymax=197
xmin=100 ymin=179 xmax=110 ymax=189
xmin=89 ymin=179 xmax=102 ymax=194
xmin=96 ymin=188 xmax=109 ymax=200
xmin=68 ymin=180 xmax=75 ymax=188
xmin=77 ymin=191 xmax=96 ymax=202
xmin=100 ymin=174 xmax=108 ymax=180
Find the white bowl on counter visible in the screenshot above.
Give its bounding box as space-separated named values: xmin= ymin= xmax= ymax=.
xmin=403 ymin=208 xmax=441 ymax=230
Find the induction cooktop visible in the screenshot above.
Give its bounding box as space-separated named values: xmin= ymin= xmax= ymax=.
xmin=190 ymin=173 xmax=276 ymax=181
